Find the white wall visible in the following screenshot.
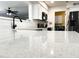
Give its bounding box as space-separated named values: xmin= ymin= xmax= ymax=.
xmin=16 ymin=20 xmax=37 ymax=29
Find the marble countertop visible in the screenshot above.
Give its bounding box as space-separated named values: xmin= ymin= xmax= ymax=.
xmin=15 ymin=28 xmax=47 ymax=30
xmin=0 ymin=31 xmax=79 ymax=57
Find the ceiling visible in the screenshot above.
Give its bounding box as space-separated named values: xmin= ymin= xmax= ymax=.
xmin=44 ymin=1 xmax=79 ymax=8
xmin=44 ymin=1 xmax=67 ymax=8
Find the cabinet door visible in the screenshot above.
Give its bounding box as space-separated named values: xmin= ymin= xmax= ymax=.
xmin=32 ymin=4 xmax=48 ymax=20
xmin=32 ymin=4 xmax=39 ymax=19
xmin=38 ymin=4 xmax=48 ymax=20
xmin=38 ymin=4 xmax=42 ymax=20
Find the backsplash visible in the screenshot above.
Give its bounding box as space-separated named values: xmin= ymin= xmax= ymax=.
xmin=16 ymin=20 xmax=37 ymax=29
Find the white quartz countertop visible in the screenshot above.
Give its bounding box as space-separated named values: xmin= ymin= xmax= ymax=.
xmin=15 ymin=28 xmax=47 ymax=30
xmin=0 ymin=31 xmax=79 ymax=57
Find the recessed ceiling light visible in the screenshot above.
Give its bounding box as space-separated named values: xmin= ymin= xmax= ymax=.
xmin=50 ymin=1 xmax=54 ymax=3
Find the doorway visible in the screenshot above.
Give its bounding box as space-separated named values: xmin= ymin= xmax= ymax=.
xmin=55 ymin=11 xmax=65 ymax=31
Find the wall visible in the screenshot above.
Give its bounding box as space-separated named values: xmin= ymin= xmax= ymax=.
xmin=16 ymin=20 xmax=37 ymax=29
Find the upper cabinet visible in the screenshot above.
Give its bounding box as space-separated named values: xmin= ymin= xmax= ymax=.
xmin=32 ymin=2 xmax=48 ymax=20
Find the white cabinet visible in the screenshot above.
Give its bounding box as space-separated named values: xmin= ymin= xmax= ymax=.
xmin=32 ymin=4 xmax=40 ymax=19
xmin=32 ymin=3 xmax=48 ymax=20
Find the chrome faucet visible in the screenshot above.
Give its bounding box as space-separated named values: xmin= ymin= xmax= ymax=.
xmin=12 ymin=16 xmax=22 ymax=29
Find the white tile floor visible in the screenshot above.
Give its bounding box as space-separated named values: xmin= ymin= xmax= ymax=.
xmin=0 ymin=30 xmax=79 ymax=58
